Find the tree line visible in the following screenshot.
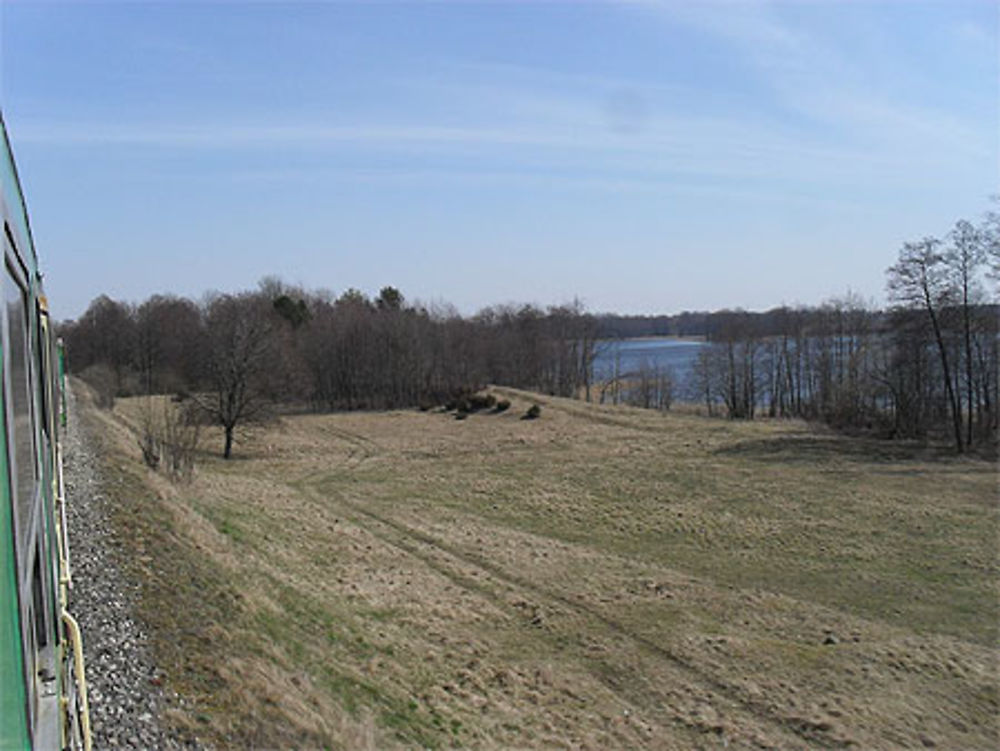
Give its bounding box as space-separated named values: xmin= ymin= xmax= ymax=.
xmin=61 ymin=282 xmax=599 ymax=457
xmin=690 ymin=210 xmax=999 ymax=453
xmin=62 ymin=207 xmax=998 ymax=456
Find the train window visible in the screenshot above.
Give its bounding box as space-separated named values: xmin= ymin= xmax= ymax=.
xmin=25 ymin=591 xmax=38 ymax=726
xmin=35 ymin=311 xmax=51 ymax=441
xmin=4 ymin=261 xmax=37 ymax=551
xmin=31 ymin=550 xmax=47 ymax=649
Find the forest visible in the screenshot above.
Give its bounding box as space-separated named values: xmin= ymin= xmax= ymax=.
xmin=61 ymin=210 xmax=998 ymax=455
xmin=62 ymin=283 xmax=601 ymax=457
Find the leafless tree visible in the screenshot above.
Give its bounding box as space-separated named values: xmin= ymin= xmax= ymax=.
xmin=887 ymin=238 xmax=964 ymax=451
xmin=946 ymin=220 xmax=987 ymax=445
xmin=135 ymin=295 xmax=203 ymax=395
xmin=691 ymin=348 xmax=715 ymax=416
xmin=195 ymin=293 xmax=274 ymax=459
xmin=64 ymin=295 xmax=136 ymax=393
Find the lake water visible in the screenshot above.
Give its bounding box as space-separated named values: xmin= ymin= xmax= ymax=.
xmin=591 ymin=338 xmax=707 ymax=384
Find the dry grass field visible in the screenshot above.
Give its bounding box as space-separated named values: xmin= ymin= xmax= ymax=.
xmin=78 ymin=382 xmax=998 ymax=750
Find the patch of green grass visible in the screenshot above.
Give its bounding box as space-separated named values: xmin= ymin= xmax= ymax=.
xmin=218 ymin=518 xmax=245 ymax=542
xmin=381 ymin=702 xmax=442 ymax=748
xmin=189 ymin=498 xmax=254 ymax=546
xmin=315 ymin=433 xmax=997 ymax=647
xmin=316 ymin=668 xmax=443 ymax=749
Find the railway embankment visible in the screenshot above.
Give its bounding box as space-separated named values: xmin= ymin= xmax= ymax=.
xmin=63 ymin=383 xmax=203 ymax=750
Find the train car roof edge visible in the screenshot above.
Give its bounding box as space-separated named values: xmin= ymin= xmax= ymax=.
xmin=0 ymin=110 xmax=41 ymax=276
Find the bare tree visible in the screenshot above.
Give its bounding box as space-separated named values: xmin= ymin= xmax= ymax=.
xmin=711 ymin=312 xmax=760 ymax=419
xmin=887 ymin=238 xmax=964 ymax=452
xmin=983 ymin=197 xmax=1000 ymax=287
xmin=946 ymin=220 xmax=987 ymax=445
xmin=135 ymin=295 xmax=203 ymax=394
xmin=65 ymin=295 xmax=136 ymax=393
xmin=691 ymin=347 xmax=716 ymax=416
xmin=196 ymin=294 xmax=274 ymax=459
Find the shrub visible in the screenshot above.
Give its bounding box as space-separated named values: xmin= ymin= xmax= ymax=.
xmin=494 ymin=399 xmax=511 ymax=413
xmin=523 ymin=404 xmax=541 ymax=420
xmin=136 ymin=397 xmax=200 ymax=481
xmin=138 ymin=422 xmax=161 ymax=469
xmin=79 ymin=364 xmax=117 ymax=410
xmin=161 ymin=401 xmax=201 ymax=481
xmin=468 ymin=393 xmax=496 ymax=412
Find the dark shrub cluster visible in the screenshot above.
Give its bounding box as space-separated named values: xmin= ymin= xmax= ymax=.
xmin=443 ymin=390 xmax=502 ymax=417
xmin=468 ymin=393 xmax=496 ymax=411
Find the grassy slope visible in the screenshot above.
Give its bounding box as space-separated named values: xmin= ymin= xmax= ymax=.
xmin=81 ymin=383 xmax=998 ymax=750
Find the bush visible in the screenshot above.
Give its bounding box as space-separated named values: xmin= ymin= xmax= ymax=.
xmin=161 ymin=401 xmax=201 ymax=481
xmin=523 ymin=404 xmax=541 ymax=420
xmin=494 ymin=399 xmax=511 ymax=413
xmin=138 ymin=426 xmax=160 ymax=469
xmin=136 ymin=397 xmax=200 ymax=481
xmin=467 ymin=393 xmax=496 ymax=412
xmin=79 ymin=364 xmax=117 ymax=410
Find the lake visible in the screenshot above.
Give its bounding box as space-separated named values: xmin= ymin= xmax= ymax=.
xmin=591 ymin=338 xmax=707 ymax=385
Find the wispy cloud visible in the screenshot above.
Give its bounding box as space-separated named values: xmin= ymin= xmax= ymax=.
xmin=17 ymin=103 xmax=948 ymax=178
xmin=13 ymin=86 xmax=978 ymax=203
xmin=634 ymin=0 xmax=994 ymax=161
xmin=16 ymin=122 xmax=573 ymax=148
xmin=951 ymin=18 xmax=996 ymax=49
xmin=12 ymin=1 xmax=992 ymax=203
xmin=649 ymin=0 xmax=806 ymax=51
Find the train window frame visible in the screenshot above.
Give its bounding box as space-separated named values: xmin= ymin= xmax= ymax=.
xmin=35 ymin=304 xmax=51 ymax=444
xmin=3 ymin=251 xmax=39 ymax=561
xmin=33 ymin=298 xmax=61 ymax=679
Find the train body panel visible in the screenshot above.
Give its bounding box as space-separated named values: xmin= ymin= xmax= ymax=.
xmin=1 ymin=113 xmax=90 ymax=750
xmin=1 ymin=401 xmax=29 ymax=751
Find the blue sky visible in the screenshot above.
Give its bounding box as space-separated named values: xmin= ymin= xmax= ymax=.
xmin=0 ymin=0 xmax=996 ymax=320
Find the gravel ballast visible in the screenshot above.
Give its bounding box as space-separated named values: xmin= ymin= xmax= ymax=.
xmin=62 ymin=386 xmax=202 ymax=750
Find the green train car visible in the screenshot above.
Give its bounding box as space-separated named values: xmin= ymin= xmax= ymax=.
xmin=0 ymin=114 xmax=91 ymax=750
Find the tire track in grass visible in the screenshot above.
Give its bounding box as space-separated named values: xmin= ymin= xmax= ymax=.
xmin=325 ymin=427 xmax=380 ymax=467
xmin=296 ymin=481 xmax=702 ymax=748
xmin=296 ymin=475 xmax=847 ymax=750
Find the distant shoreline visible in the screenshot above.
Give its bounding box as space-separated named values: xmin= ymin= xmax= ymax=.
xmin=599 ymin=334 xmax=707 ymax=343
